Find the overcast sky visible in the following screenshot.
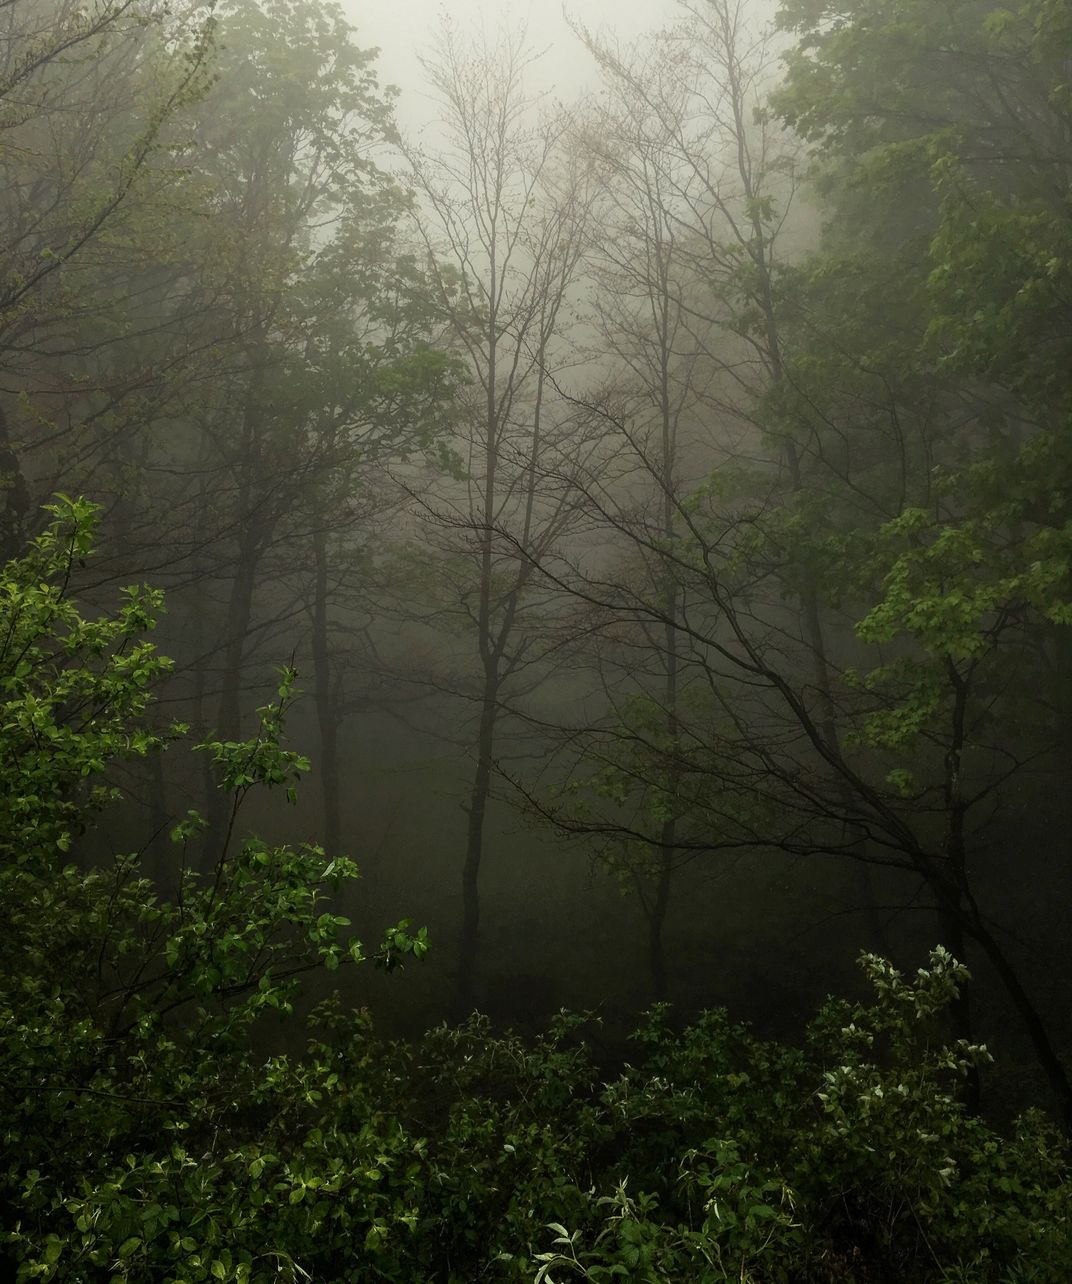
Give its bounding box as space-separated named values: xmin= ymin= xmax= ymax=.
xmin=345 ymin=0 xmax=681 ymax=128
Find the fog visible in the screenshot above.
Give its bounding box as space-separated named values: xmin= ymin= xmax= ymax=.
xmin=350 ymin=0 xmax=677 ymax=120
xmin=2 ymin=0 xmax=1070 ymax=1150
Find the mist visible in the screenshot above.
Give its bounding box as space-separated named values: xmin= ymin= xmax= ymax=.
xmin=352 ymin=0 xmax=677 ymax=111
xmin=2 ymin=0 xmax=1070 ymax=1276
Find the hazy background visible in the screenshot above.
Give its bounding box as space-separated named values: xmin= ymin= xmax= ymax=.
xmin=348 ymin=0 xmax=678 ymax=124
xmin=4 ymin=0 xmax=1067 ymax=1122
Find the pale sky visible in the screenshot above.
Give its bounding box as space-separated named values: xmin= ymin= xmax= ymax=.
xmin=345 ymin=0 xmax=680 ymax=127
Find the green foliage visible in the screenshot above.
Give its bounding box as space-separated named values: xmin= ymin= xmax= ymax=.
xmin=0 ymin=497 xmax=175 ymax=857
xmin=735 ymin=0 xmax=1072 ymax=813
xmin=0 ymin=499 xmax=428 ymax=1281
xmin=530 ymin=951 xmax=1069 ymax=1284
xmin=0 ymin=530 xmax=1066 ymax=1284
xmin=1 ymin=3 xmax=1063 ymax=1273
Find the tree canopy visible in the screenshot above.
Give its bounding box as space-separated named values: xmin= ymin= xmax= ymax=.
xmin=1 ymin=0 xmax=1071 ymax=1275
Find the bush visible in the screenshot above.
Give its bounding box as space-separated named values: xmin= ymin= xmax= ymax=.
xmin=532 ymin=952 xmax=1070 ymax=1283
xmin=1 ymin=500 xmax=1068 ymax=1281
xmin=0 ymin=499 xmax=426 ymax=1281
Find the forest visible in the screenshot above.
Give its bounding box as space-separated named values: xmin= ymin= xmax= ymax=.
xmin=1 ymin=0 xmax=1071 ymax=1278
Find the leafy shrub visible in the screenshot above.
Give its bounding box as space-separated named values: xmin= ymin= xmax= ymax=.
xmin=1 ymin=501 xmax=1068 ymax=1281
xmin=533 ymin=952 xmax=1070 ymax=1284
xmin=0 ymin=500 xmax=427 ymax=1281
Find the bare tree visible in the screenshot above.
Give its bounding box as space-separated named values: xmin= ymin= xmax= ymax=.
xmin=553 ymin=0 xmax=810 ymax=998
xmin=509 ymin=0 xmax=1072 ymax=1122
xmin=402 ymin=20 xmax=606 ymax=1013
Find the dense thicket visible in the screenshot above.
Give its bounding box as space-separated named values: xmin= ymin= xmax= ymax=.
xmin=1 ymin=509 xmax=1068 ymax=1279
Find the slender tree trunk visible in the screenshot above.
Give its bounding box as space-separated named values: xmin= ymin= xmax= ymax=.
xmin=216 ymin=535 xmax=259 ymax=744
xmin=937 ymin=897 xmax=980 ymax=1112
xmin=785 ymin=441 xmax=887 ymax=953
xmin=146 ymin=743 xmax=170 ymax=885
xmin=642 ymin=277 xmax=681 ymax=1003
xmin=311 ymin=526 xmax=340 ymax=856
xmin=453 ymin=214 xmax=502 ymax=1019
xmin=937 ymin=662 xmax=979 ymax=1108
xmin=215 ymin=340 xmax=269 ymax=745
xmin=0 ymin=403 xmax=29 ymax=561
xmin=647 ymin=838 xmax=674 ymax=1002
xmin=186 ymin=570 xmax=221 ymax=850
xmin=645 ymin=598 xmax=680 ymax=1002
xmin=457 ymin=675 xmax=498 ymax=1016
xmin=964 ymin=910 xmax=1072 ymax=1128
xmin=205 ymin=535 xmax=259 ymax=862
xmin=932 ymin=851 xmax=1072 ymax=1125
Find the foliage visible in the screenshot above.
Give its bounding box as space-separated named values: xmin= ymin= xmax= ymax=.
xmin=0 ymin=515 xmax=1066 ymax=1280
xmin=0 ymin=499 xmax=427 ymax=1281
xmin=650 ymin=0 xmax=1072 ymax=1124
xmin=0 ymin=497 xmax=174 ymax=858
xmin=768 ymin=0 xmax=1072 ymax=722
xmin=531 ymin=951 xmax=1069 ymax=1284
xmin=2 ymin=0 xmax=1071 ymax=1268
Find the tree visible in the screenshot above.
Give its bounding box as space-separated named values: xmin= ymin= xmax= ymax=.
xmin=146 ymin=0 xmax=460 ymax=864
xmin=291 ymin=211 xmax=462 ymax=856
xmin=516 ymin=0 xmax=1072 ymax=1118
xmin=0 ymin=0 xmax=216 ymax=557
xmin=0 ymin=497 xmax=428 ymax=1278
xmin=0 ymin=522 xmax=1066 ymax=1279
xmin=766 ymin=0 xmax=1072 ymax=1108
xmin=544 ymin=0 xmax=815 ymax=999
xmin=160 ymin=0 xmax=425 ymax=750
xmin=0 ymin=0 xmax=459 ymax=859
xmin=402 ymin=20 xmax=605 ymax=1013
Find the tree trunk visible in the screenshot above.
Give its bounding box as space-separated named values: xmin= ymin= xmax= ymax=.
xmin=206 ymin=524 xmax=261 ymax=861
xmin=789 ymin=443 xmax=887 ymax=954
xmin=647 ymin=299 xmax=680 ymax=1006
xmin=453 ymin=192 xmax=502 ymax=1021
xmin=216 ymin=542 xmax=258 ymax=744
xmin=0 ymin=403 xmax=29 ymax=561
xmin=936 ymin=897 xmax=980 ymax=1112
xmin=457 ymin=678 xmax=498 ymax=1016
xmin=964 ymin=903 xmax=1072 ymax=1127
xmin=311 ymin=526 xmax=341 ymax=856
xmin=187 ymin=573 xmax=220 ymax=856
xmin=146 ymin=745 xmax=170 ymax=886
xmin=937 ymin=664 xmax=979 ymax=1110
xmin=647 ymin=837 xmax=674 ymax=1002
